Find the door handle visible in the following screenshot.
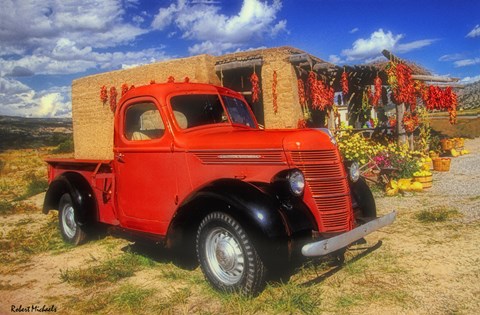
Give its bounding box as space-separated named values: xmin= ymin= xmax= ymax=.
xmin=115 ymin=153 xmax=125 ymax=162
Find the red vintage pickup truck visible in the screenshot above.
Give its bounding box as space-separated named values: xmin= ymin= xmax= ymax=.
xmin=43 ymin=82 xmax=395 ymax=295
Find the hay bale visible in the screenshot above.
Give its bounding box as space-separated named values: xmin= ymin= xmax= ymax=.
xmin=72 ymin=55 xmax=219 ymax=160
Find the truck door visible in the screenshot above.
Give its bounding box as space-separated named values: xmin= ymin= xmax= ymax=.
xmin=114 ymin=98 xmax=176 ymax=235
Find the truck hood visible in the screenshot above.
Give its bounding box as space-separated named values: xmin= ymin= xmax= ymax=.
xmin=174 ymin=126 xmax=337 ymax=152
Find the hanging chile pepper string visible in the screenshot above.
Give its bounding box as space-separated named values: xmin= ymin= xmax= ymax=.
xmin=121 ymin=83 xmax=129 ymax=97
xmin=100 ymin=85 xmax=108 ymax=104
xmin=109 ymin=86 xmax=117 ymax=112
xmin=272 ymin=70 xmax=278 ymax=113
xmin=297 ymin=118 xmax=307 ymax=128
xmin=341 ymin=68 xmax=349 ymax=95
xmin=373 ymin=74 xmax=382 ymax=107
xmin=402 ymin=111 xmax=419 ymax=133
xmin=250 ymin=71 xmax=260 ymax=103
xmin=297 ymin=78 xmax=306 ymax=108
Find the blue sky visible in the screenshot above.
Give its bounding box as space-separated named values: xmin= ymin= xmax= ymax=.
xmin=0 ymin=0 xmax=479 ymax=117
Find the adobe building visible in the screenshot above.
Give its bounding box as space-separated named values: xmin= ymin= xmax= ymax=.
xmin=72 ymin=46 xmax=458 ymax=159
xmin=72 ymin=46 xmax=339 ymax=159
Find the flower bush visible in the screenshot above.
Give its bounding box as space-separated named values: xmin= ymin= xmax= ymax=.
xmin=336 ymin=126 xmax=422 ymax=179
xmin=374 ymin=143 xmax=422 ymax=179
xmin=336 ymin=125 xmax=383 ymax=165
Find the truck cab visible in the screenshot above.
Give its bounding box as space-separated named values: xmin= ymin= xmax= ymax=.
xmin=44 ymin=82 xmax=395 ymax=295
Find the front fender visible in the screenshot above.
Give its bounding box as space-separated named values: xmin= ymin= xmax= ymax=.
xmin=172 ymin=179 xmax=287 ymax=239
xmin=168 ymin=178 xmax=316 ymax=264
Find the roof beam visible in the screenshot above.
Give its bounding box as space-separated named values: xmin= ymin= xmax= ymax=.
xmin=411 ymin=75 xmax=460 ymax=83
xmin=215 ymin=58 xmax=263 ymax=71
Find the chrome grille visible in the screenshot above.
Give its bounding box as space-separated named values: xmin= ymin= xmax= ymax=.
xmin=290 ymin=150 xmax=352 ymax=232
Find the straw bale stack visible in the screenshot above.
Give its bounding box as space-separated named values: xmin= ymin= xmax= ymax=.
xmin=72 ymin=54 xmax=219 ymax=160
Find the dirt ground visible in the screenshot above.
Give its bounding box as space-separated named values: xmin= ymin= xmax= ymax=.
xmin=1 ymin=141 xmax=479 ymax=314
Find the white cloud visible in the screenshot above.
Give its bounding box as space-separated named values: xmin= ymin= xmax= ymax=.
xmin=188 ymin=41 xmax=236 ymax=55
xmin=328 ymin=54 xmax=344 ymax=64
xmin=0 ymin=77 xmax=31 ymax=95
xmin=397 ymin=39 xmax=438 ymax=53
xmin=341 ymin=29 xmax=436 ymax=61
xmin=454 ymin=57 xmax=480 ymax=67
xmin=466 ymin=25 xmax=480 ymax=38
xmin=0 ymin=0 xmax=147 ymax=55
xmin=271 ymin=20 xmax=288 ymax=36
xmin=460 ymin=75 xmax=480 ymax=84
xmin=151 ymin=0 xmax=287 ymax=55
xmin=342 ymin=29 xmax=403 ymax=61
xmin=439 ymin=53 xmax=464 ymax=62
xmin=349 ymin=27 xmax=359 ymax=34
xmin=0 ymin=79 xmax=71 ymax=118
xmin=0 ymin=40 xmax=170 ymax=76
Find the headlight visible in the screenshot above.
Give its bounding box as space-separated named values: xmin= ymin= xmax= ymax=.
xmin=349 ymin=161 xmax=360 ymax=182
xmin=288 ymin=169 xmax=305 ymax=196
xmin=272 ymin=169 xmax=305 ymax=198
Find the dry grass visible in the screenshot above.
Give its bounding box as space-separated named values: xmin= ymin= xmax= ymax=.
xmin=1 ymin=146 xmax=479 ymax=314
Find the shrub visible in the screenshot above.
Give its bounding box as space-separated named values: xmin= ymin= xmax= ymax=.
xmin=0 ymin=200 xmax=15 ymax=214
xmin=51 ymin=138 xmax=74 ymax=154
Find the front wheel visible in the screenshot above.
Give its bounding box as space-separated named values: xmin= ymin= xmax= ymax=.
xmin=58 ymin=193 xmax=87 ymax=245
xmin=196 ymin=212 xmax=267 ymax=296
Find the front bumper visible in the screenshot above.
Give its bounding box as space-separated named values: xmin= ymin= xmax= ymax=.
xmin=301 ymin=211 xmax=396 ymax=257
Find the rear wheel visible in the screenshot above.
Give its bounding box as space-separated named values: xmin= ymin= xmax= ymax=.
xmin=196 ymin=212 xmax=267 ymax=296
xmin=58 ymin=193 xmax=87 ymax=245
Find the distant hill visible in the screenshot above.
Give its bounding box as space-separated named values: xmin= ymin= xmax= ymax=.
xmin=458 ymin=80 xmax=480 ymax=110
xmin=0 ymin=115 xmax=72 ymax=151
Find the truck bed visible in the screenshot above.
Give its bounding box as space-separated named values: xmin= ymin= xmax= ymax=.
xmin=45 ymin=158 xmax=118 ymax=225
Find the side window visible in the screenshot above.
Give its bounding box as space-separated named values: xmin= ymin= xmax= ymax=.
xmin=124 ymin=102 xmax=165 ymax=141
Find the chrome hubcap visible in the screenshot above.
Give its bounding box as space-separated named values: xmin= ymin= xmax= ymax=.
xmin=205 ymin=227 xmax=244 ymax=285
xmin=62 ymin=205 xmax=76 ymax=239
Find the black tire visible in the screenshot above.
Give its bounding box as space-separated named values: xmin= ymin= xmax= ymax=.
xmin=351 ymin=177 xmax=377 ymax=221
xmin=196 ymin=212 xmax=267 ymax=296
xmin=58 ymin=193 xmax=87 ymax=245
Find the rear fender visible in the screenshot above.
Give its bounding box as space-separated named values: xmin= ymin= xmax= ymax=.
xmin=43 ymin=172 xmax=97 ymax=226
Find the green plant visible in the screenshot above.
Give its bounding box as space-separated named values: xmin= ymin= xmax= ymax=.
xmin=415 ymin=208 xmax=460 ymax=223
xmin=336 ymin=127 xmax=383 ymax=166
xmin=60 ymin=252 xmax=156 ymax=287
xmin=113 ymin=284 xmax=154 ymax=311
xmin=0 ymin=213 xmax=68 ymax=265
xmin=429 ymin=135 xmax=441 ymax=154
xmin=0 ymin=199 xmax=14 ymax=214
xmin=417 ymin=107 xmax=431 ymax=154
xmin=14 ymin=172 xmax=49 ymax=200
xmin=51 ymin=138 xmax=74 ymax=154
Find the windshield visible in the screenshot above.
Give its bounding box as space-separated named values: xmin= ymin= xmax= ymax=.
xmin=170 ymin=94 xmax=228 ymax=129
xmin=221 ymin=96 xmax=256 ymax=128
xmin=170 ymin=94 xmax=257 ymax=129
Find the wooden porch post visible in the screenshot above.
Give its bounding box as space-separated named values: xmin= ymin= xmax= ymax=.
xmin=396 ymin=103 xmax=407 ymax=146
